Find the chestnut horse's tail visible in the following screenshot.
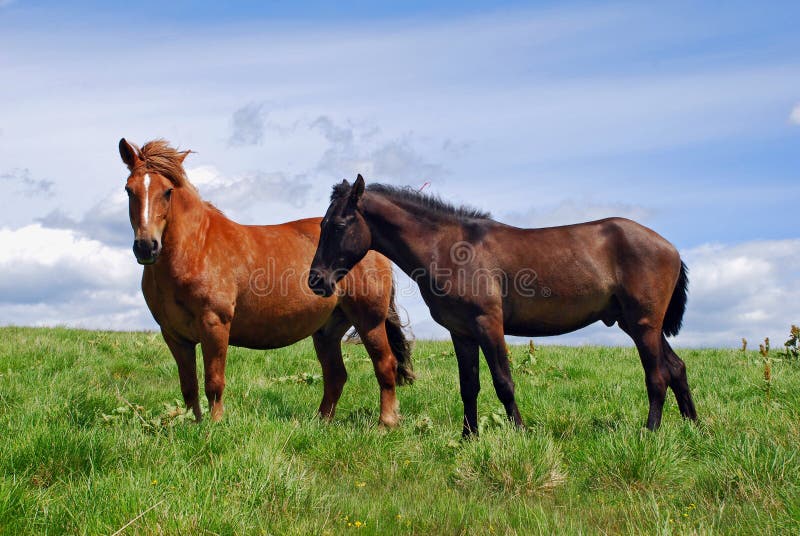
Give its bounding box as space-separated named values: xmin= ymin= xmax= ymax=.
xmin=386 ymin=281 xmax=415 ymax=385
xmin=663 ymin=261 xmax=689 ymax=337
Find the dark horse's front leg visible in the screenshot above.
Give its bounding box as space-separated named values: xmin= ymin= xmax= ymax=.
xmin=162 ymin=330 xmax=202 ymax=421
xmin=452 ymin=334 xmax=480 ymax=437
xmin=476 ymin=316 xmax=524 ymax=429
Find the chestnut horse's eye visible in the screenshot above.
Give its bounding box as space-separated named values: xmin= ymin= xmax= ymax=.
xmin=165 ymin=188 xmax=174 ymax=199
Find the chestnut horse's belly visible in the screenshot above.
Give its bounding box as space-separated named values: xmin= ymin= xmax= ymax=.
xmin=228 ymin=293 xmax=339 ymax=350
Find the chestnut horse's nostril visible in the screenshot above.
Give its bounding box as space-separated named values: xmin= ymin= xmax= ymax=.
xmin=133 ymin=238 xmax=160 ymax=263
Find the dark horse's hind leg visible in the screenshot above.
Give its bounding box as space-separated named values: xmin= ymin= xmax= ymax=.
xmin=312 ymin=310 xmax=351 ymax=422
xmin=476 ymin=317 xmax=524 ymax=430
xmin=662 ymin=336 xmax=698 ymax=421
xmin=626 ymin=324 xmax=670 ymax=430
xmin=452 ymin=334 xmax=480 ymax=437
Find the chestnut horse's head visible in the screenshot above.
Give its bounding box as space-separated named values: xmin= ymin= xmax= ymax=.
xmin=118 ymin=138 xmax=191 ymax=265
xmin=309 ymin=174 xmax=372 ymax=297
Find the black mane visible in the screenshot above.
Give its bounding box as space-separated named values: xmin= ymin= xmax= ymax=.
xmin=331 ymin=182 xmax=491 ymax=221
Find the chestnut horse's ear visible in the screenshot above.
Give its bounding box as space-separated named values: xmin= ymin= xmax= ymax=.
xmin=351 ymin=174 xmax=365 ymax=201
xmin=178 ymin=150 xmax=193 ymax=163
xmin=119 ymin=138 xmax=140 ymax=170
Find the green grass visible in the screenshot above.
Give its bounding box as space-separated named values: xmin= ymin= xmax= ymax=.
xmin=1 ymin=327 xmax=799 ymax=535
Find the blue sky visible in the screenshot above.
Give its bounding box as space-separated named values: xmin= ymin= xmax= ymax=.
xmin=1 ymin=1 xmax=798 ymax=345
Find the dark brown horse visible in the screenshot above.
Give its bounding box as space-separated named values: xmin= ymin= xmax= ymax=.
xmin=309 ymin=175 xmax=697 ymax=436
xmin=119 ymin=140 xmax=413 ymax=426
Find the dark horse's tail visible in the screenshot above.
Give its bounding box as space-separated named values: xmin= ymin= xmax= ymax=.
xmin=663 ymin=261 xmax=689 ymax=337
xmin=386 ymin=281 xmax=415 ymax=385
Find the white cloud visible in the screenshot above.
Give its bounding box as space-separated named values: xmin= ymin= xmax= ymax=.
xmin=676 ymin=239 xmax=800 ymax=347
xmin=0 ymin=224 xmax=152 ymax=330
xmin=228 ymin=102 xmax=267 ymax=147
xmin=307 ymin=116 xmax=444 ymax=184
xmin=0 ymin=168 xmax=54 ymax=197
xmin=790 ymin=103 xmax=800 ymax=125
xmin=38 ymin=189 xmax=130 ymax=247
xmin=187 ymin=166 xmax=313 ymax=223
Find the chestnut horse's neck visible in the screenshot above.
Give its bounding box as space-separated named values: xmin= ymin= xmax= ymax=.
xmin=159 ymin=187 xmax=213 ymax=267
xmin=360 ymin=192 xmax=458 ymax=277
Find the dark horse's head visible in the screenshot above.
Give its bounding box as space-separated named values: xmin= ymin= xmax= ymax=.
xmin=309 ymin=174 xmax=371 ymax=297
xmin=118 ymin=138 xmax=191 ymax=265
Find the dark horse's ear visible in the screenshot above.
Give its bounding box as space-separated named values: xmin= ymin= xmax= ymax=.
xmin=119 ymin=138 xmax=140 ymax=170
xmin=351 ymin=174 xmax=365 ymax=202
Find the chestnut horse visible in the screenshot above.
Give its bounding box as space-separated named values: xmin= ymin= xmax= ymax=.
xmin=119 ymin=140 xmax=413 ymax=426
xmin=309 ymin=175 xmax=697 ymax=437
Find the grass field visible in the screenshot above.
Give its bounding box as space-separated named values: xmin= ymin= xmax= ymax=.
xmin=1 ymin=327 xmax=799 ymax=535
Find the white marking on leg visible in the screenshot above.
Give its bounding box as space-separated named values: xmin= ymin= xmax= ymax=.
xmin=142 ymin=173 xmax=151 ymax=226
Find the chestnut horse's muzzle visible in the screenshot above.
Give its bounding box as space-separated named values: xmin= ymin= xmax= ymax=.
xmin=133 ymin=238 xmax=161 ymax=265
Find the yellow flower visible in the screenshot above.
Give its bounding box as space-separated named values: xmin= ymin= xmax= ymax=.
xmin=151 ymin=479 xmax=158 ymax=485
xmin=355 ymin=481 xmax=366 ymax=488
xmin=354 ymin=521 xmax=363 ymax=528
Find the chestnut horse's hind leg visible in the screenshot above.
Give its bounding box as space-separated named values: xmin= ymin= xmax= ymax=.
xmin=163 ymin=331 xmax=202 ymax=421
xmin=452 ymin=334 xmax=480 ymax=437
xmin=358 ymin=321 xmax=401 ymax=427
xmin=662 ymin=337 xmax=698 ymax=421
xmin=312 ymin=312 xmax=351 ymax=422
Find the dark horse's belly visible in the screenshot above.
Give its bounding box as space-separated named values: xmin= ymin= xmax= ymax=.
xmin=502 ymin=293 xmax=618 ymax=338
xmin=503 ymin=316 xmax=603 ymax=337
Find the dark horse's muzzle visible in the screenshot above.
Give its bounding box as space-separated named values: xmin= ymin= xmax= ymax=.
xmin=133 ymin=238 xmax=161 ymax=265
xmin=308 ymin=269 xmax=335 ymax=297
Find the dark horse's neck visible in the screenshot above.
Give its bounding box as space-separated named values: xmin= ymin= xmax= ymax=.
xmin=360 ymin=192 xmax=459 ymax=282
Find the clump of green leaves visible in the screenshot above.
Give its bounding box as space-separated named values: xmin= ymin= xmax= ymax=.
xmin=273 ymin=372 xmax=322 ymax=385
xmin=101 ymin=398 xmax=194 ymax=431
xmin=781 ymin=325 xmax=800 ymax=360
xmin=511 ymin=340 xmax=537 ymax=375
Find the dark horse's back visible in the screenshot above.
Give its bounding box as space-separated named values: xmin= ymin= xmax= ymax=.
xmin=481 ymin=217 xmax=686 ymax=338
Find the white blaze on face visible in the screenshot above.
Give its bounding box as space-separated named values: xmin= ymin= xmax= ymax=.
xmin=142 ymin=173 xmax=151 ymax=226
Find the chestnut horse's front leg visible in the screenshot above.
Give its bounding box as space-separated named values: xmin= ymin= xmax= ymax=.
xmin=199 ymin=312 xmax=231 ymax=422
xmin=162 ymin=330 xmax=202 ymax=421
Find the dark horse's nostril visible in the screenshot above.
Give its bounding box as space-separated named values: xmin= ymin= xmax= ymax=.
xmin=308 ymin=270 xmax=322 ymax=288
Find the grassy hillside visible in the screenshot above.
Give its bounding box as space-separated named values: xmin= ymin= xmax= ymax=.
xmin=1 ymin=327 xmax=799 ymax=534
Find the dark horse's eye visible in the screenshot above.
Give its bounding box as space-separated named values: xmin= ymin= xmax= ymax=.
xmin=334 ymin=221 xmax=346 ymax=230
xmin=165 ymin=188 xmax=174 ymax=199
